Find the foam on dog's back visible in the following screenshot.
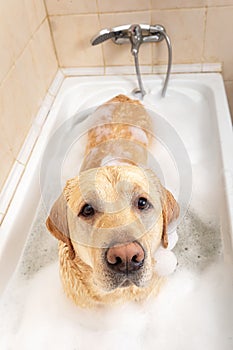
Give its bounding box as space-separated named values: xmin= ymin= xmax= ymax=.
xmin=81 ymin=95 xmax=152 ymax=171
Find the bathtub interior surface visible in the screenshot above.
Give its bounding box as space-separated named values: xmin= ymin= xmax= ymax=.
xmin=44 ymin=74 xmax=228 ymax=231
xmin=0 ymin=74 xmax=233 ymax=348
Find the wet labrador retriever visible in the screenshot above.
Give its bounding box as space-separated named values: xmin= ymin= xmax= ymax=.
xmin=46 ymin=95 xmax=179 ymax=308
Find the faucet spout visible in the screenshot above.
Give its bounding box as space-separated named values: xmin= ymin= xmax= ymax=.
xmin=128 ymin=24 xmax=145 ymax=98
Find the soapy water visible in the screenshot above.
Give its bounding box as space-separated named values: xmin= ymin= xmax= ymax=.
xmin=1 ymin=95 xmax=231 ymax=348
xmin=1 ymin=200 xmax=231 ymax=350
xmin=0 ymin=256 xmax=232 ymax=349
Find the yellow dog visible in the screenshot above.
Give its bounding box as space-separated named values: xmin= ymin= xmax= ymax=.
xmin=46 ymin=95 xmax=179 ymax=308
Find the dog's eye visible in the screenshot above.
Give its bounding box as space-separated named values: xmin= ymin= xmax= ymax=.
xmin=79 ymin=204 xmax=95 ymax=218
xmin=137 ymin=197 xmax=150 ymax=210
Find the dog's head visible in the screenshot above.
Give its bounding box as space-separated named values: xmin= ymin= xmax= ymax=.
xmin=46 ymin=166 xmax=179 ymax=292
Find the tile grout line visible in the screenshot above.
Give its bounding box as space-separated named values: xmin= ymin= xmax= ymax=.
xmin=201 ymin=6 xmax=208 ymax=71
xmin=150 ymin=0 xmax=153 ymax=70
xmin=95 ymin=0 xmax=106 ymax=73
xmin=43 ymin=0 xmax=60 ymax=67
xmin=0 ymin=17 xmax=48 ymax=88
xmin=46 ymin=5 xmax=233 ymax=17
xmin=61 ymin=63 xmax=222 ymax=76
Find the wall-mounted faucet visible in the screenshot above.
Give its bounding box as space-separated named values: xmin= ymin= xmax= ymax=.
xmin=91 ymin=24 xmax=172 ymax=98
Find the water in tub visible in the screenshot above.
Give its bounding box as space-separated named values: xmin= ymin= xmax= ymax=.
xmin=0 ymin=87 xmax=233 ymax=349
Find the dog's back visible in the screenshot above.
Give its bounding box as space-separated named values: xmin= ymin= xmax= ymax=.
xmin=81 ymin=95 xmax=153 ymax=171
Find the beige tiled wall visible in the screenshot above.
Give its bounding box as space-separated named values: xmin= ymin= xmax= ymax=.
xmin=0 ymin=0 xmax=58 ymax=190
xmin=45 ymin=0 xmax=233 ymax=119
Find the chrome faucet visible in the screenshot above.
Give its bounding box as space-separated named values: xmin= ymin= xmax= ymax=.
xmin=91 ymin=24 xmax=172 ymax=98
xmin=128 ymin=24 xmax=146 ymax=98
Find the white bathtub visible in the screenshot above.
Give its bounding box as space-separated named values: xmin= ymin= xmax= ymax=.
xmin=0 ymin=72 xmax=233 ymax=312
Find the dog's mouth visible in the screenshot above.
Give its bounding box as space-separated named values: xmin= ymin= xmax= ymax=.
xmin=119 ymin=279 xmax=132 ymax=288
xmin=104 ymin=269 xmax=150 ymax=291
xmin=94 ymin=269 xmax=149 ymax=292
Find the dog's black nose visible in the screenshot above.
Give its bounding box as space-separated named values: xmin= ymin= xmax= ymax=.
xmin=106 ymin=242 xmax=144 ymax=273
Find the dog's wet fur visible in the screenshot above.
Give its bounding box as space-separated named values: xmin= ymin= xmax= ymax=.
xmin=46 ymin=95 xmax=179 ymax=308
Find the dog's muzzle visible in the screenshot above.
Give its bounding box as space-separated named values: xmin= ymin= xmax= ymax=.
xmin=105 ymin=241 xmax=145 ymax=274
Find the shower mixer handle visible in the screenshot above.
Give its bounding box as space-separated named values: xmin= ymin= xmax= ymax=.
xmin=111 ymin=24 xmax=166 ymax=45
xmin=128 ymin=24 xmax=143 ymax=55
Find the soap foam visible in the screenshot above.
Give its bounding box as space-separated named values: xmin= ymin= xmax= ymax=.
xmin=0 ymin=260 xmax=233 ymax=350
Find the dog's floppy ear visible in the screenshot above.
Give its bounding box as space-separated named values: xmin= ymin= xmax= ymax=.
xmin=143 ymin=168 xmax=179 ymax=248
xmin=162 ymin=188 xmax=180 ymax=248
xmin=46 ymin=194 xmax=75 ymax=259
